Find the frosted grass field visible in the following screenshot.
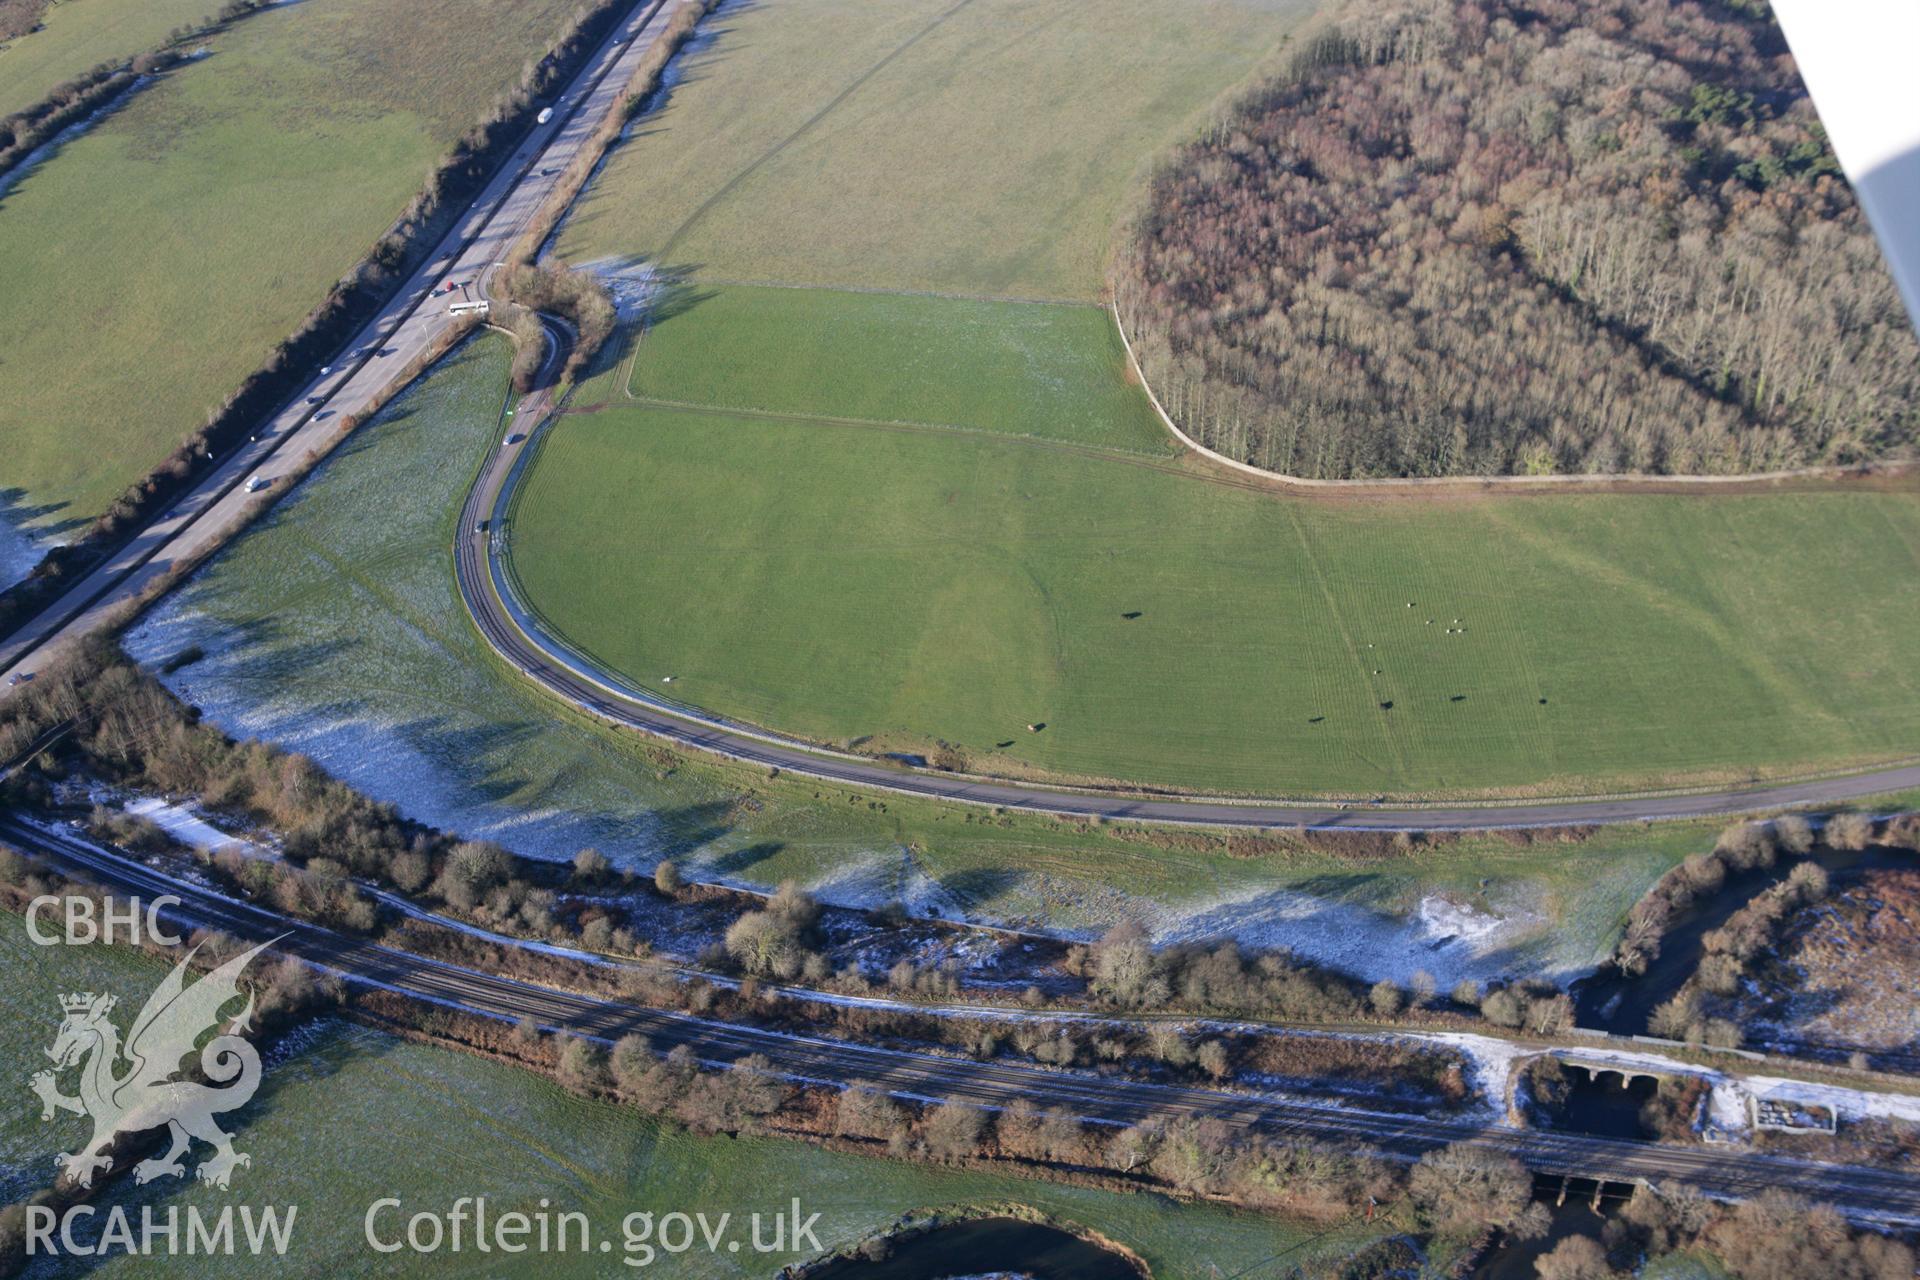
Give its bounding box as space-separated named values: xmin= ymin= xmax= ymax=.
xmin=128 ymin=338 xmax=697 ymax=869
xmin=127 ymin=336 xmax=1699 ymax=984
xmin=0 ymin=914 xmax=169 ymax=1205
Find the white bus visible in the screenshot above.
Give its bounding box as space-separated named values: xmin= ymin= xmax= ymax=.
xmin=448 ymin=300 xmax=490 ymax=317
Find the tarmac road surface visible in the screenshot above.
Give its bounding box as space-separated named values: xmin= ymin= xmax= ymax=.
xmin=5 ymin=812 xmax=1919 ymax=1224
xmin=458 ymin=406 xmax=1920 ymax=831
xmin=0 ymin=0 xmax=687 ymax=687
xmin=6 ymin=0 xmax=1917 ymax=832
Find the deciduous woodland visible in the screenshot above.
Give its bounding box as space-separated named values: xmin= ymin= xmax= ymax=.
xmin=1114 ymin=0 xmax=1920 ymax=478
xmin=0 ymin=0 xmax=47 ymax=42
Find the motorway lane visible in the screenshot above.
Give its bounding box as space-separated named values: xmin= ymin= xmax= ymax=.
xmin=0 ymin=0 xmax=687 ymax=688
xmin=457 ymin=425 xmax=1920 ymax=831
xmin=5 ymin=813 xmax=1919 ymax=1221
xmin=3 ymin=0 xmax=1913 ymax=832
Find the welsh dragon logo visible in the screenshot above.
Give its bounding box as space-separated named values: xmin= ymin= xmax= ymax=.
xmin=29 ymin=938 xmax=278 ymax=1190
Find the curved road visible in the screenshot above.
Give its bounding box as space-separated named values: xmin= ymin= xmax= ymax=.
xmin=458 ymin=406 xmax=1920 ymax=830
xmin=0 ymin=0 xmax=1911 ymax=833
xmin=6 ymin=814 xmax=1919 ymax=1222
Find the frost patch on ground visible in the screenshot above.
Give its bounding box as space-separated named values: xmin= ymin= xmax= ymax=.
xmin=118 ymin=794 xmax=250 ymax=854
xmin=576 ymin=257 xmax=657 ymax=325
xmin=1148 ymin=885 xmax=1549 ymax=987
xmin=1415 ymin=894 xmax=1506 ymax=946
xmin=1740 ymin=1073 xmax=1920 ymax=1127
xmin=751 ymin=847 xmax=966 ymax=922
xmin=126 ymin=606 xmax=674 ymax=870
xmin=1420 ymin=1031 xmax=1532 ymax=1121
xmin=0 ymin=509 xmax=51 ymax=594
xmin=1437 ymin=1031 xmax=1920 ymax=1135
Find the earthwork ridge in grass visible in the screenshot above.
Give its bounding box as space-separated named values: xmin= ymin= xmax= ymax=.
xmin=617 ymin=285 xmax=1172 ymax=453
xmin=509 ymin=285 xmax=1920 ymax=800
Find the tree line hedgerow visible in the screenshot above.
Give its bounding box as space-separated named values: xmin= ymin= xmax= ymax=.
xmin=493 ymin=0 xmax=719 ymax=393
xmin=1113 ymin=0 xmax=1920 ymax=479
xmin=0 ymin=0 xmax=640 ymax=644
xmin=0 ymin=2 xmax=266 ymax=184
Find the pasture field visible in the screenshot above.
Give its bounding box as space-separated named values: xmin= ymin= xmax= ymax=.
xmin=616 ymin=285 xmax=1171 ymax=452
xmin=31 ymin=1016 xmax=1392 ymax=1277
xmin=508 ymin=392 xmax=1920 ymax=799
xmin=0 ymin=911 xmax=168 ymax=1204
xmin=0 ymin=0 xmax=577 ymax=539
xmin=0 ymin=0 xmax=212 ymax=118
xmin=127 ymin=335 xmax=1725 ymax=982
xmin=555 ymin=0 xmax=1312 ymax=300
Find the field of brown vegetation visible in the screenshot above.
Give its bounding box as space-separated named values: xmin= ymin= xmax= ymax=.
xmin=0 ymin=0 xmax=47 ymax=42
xmin=1115 ymin=0 xmax=1920 ymax=478
xmin=1701 ymin=867 xmax=1920 ymax=1057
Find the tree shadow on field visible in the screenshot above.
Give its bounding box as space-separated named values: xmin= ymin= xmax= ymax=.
xmin=642 ymin=267 xmax=718 ymax=329
xmin=330 ymin=404 xmax=419 ymax=460
xmin=1280 ymin=872 xmax=1388 ymax=904
xmin=653 ymin=798 xmax=743 ymax=858
xmin=0 ymin=485 xmax=83 ymax=544
xmin=175 ymin=629 xmax=358 ymax=699
xmin=613 ymin=0 xmax=761 ymax=146
xmin=938 ymin=866 xmax=1018 ymax=911
xmin=385 ymin=709 xmax=574 ymax=810
xmin=708 ymin=840 xmax=784 ymax=877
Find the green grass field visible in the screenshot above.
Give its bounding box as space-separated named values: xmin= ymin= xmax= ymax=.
xmin=514 ymin=284 xmax=1920 ymax=800
xmin=0 ymin=0 xmax=213 ymax=118
xmin=556 ymin=0 xmax=1311 ymax=300
xmin=0 ymin=911 xmax=169 ymax=1204
xmin=0 ymin=0 xmax=577 ymax=538
xmin=616 ymin=285 xmax=1171 ymax=452
xmin=128 ymin=334 xmax=1731 ymax=980
xmin=40 ymin=1016 xmax=1389 ymax=1277
xmin=537 ymin=0 xmax=1920 ymax=801
xmin=0 ymin=912 xmax=1392 ymax=1276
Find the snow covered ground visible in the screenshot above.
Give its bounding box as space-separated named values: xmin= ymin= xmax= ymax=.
xmin=1149 ymin=886 xmax=1548 ymax=988
xmin=119 ymin=794 xmax=252 ymax=855
xmin=0 ymin=511 xmax=49 ymax=595
xmin=1430 ymin=1028 xmax=1920 ymax=1136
